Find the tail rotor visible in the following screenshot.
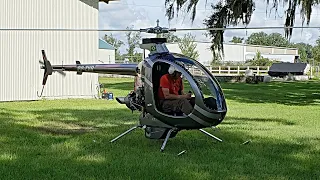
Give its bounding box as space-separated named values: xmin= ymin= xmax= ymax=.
xmin=37 ymin=50 xmax=53 ymax=97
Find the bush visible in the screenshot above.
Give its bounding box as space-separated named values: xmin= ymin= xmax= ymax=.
xmin=245 ymin=51 xmax=276 ymax=66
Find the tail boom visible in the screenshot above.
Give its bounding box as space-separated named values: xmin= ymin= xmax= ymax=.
xmin=49 ymin=63 xmax=139 ymax=76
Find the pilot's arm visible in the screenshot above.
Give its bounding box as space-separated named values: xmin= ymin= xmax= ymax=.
xmin=180 ymin=80 xmax=185 ymax=95
xmin=178 ymin=78 xmax=193 ymax=98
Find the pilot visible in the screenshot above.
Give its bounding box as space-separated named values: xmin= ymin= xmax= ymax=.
xmin=158 ymin=64 xmax=194 ymax=115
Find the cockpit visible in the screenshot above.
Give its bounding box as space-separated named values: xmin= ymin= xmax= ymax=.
xmin=152 ymin=53 xmax=227 ymax=116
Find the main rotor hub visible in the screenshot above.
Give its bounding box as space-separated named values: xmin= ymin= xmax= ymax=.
xmin=139 ymin=19 xmax=176 ymax=35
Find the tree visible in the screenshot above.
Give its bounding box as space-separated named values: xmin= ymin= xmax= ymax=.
xmin=164 ymin=0 xmax=317 ymax=58
xmin=125 ymin=26 xmax=142 ymax=62
xmin=245 ymin=32 xmax=290 ymax=47
xmin=161 ymin=32 xmax=180 ymax=43
xmin=103 ymin=33 xmax=124 ymax=60
xmin=178 ymin=33 xmax=199 ymax=60
xmin=290 ymin=42 xmax=313 ymax=63
xmin=230 ymin=36 xmax=244 ymax=43
xmin=312 ymin=38 xmax=320 ymax=65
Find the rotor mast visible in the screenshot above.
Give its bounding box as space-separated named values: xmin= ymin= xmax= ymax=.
xmin=139 ymin=20 xmax=176 ymax=55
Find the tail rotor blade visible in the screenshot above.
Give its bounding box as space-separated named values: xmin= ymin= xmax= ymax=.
xmin=38 ymin=50 xmax=54 ymax=97
xmin=42 ymin=73 xmax=49 ymax=86
xmin=41 ymin=50 xmax=53 ymax=85
xmin=56 ymin=70 xmax=66 ymax=76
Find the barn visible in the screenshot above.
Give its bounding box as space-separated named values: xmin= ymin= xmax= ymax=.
xmin=0 ymin=0 xmax=116 ymax=102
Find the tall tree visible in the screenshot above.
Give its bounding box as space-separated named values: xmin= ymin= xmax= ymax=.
xmin=245 ymin=32 xmax=290 ymax=47
xmin=125 ymin=26 xmax=142 ymax=62
xmin=178 ymin=33 xmax=199 ymax=60
xmin=164 ymin=0 xmax=318 ymax=58
xmin=103 ymin=33 xmax=124 ymax=60
xmin=230 ymin=36 xmax=244 ymax=43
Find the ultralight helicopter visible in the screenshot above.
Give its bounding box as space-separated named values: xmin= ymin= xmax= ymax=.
xmin=39 ymin=20 xmax=228 ymax=152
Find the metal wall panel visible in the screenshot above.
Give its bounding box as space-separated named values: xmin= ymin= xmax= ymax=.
xmin=99 ymin=49 xmax=116 ymax=64
xmin=223 ymin=44 xmax=245 ymax=62
xmin=0 ymin=0 xmax=99 ymax=101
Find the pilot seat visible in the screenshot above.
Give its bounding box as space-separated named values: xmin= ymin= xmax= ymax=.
xmin=152 ymin=62 xmax=183 ymax=116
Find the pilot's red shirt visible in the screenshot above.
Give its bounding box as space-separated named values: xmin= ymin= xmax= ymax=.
xmin=158 ymin=74 xmax=183 ymax=99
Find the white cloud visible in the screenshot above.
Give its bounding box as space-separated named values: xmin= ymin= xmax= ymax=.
xmin=99 ymin=0 xmax=320 ymax=53
xmin=222 ymin=2 xmax=320 ymax=45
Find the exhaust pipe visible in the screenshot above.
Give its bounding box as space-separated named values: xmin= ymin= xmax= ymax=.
xmin=116 ymin=93 xmax=142 ymax=112
xmin=116 ymin=97 xmax=126 ymax=104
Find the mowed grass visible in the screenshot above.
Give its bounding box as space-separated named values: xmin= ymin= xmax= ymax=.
xmin=0 ymin=77 xmax=319 ymax=180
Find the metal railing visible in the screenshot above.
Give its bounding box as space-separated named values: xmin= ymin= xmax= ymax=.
xmin=191 ymin=66 xmax=270 ymax=76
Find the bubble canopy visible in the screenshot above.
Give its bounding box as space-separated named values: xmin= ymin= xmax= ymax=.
xmin=169 ymin=53 xmax=227 ymax=113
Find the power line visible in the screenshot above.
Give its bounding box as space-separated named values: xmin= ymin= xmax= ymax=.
xmin=1 ymin=26 xmax=320 ymax=31
xmin=176 ymin=26 xmax=320 ymax=31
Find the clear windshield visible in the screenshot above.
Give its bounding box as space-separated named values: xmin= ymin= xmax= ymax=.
xmin=172 ymin=53 xmax=225 ymax=111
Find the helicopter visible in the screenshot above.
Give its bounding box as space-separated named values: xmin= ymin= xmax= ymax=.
xmin=39 ymin=20 xmax=228 ymax=152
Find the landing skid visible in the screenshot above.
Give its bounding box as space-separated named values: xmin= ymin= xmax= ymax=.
xmin=199 ymin=128 xmax=223 ymax=142
xmin=110 ymin=125 xmax=223 ymax=152
xmin=110 ymin=125 xmax=142 ymax=143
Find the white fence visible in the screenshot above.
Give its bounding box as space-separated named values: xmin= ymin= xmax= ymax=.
xmin=191 ymin=66 xmax=270 ymax=76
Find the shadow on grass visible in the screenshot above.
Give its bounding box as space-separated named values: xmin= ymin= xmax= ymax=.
xmin=224 ymin=116 xmax=296 ymax=126
xmin=221 ymin=81 xmax=320 ymax=106
xmin=0 ymin=108 xmax=319 ymax=179
xmin=1 ymin=107 xmax=139 ymax=136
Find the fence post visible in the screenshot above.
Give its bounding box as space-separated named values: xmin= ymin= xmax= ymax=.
xmin=228 ymin=66 xmax=230 ymax=74
xmin=257 ymin=66 xmax=260 ymax=75
xmin=237 ymin=66 xmax=240 ymax=74
xmin=218 ymin=66 xmax=221 ymax=74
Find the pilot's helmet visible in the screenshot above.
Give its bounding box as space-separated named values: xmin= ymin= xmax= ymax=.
xmin=168 ymin=62 xmax=184 ymax=74
xmin=168 ymin=65 xmax=180 ymax=74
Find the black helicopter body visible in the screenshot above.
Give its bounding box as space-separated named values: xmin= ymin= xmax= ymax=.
xmin=39 ymin=22 xmax=228 ymax=152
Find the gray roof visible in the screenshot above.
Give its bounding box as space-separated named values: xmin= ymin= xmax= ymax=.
xmin=269 ymin=63 xmax=307 ymax=73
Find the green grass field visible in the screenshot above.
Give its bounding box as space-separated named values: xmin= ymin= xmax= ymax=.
xmin=1 ymin=78 xmax=319 ymax=180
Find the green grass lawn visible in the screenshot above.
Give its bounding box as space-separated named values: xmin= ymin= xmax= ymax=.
xmin=0 ymin=77 xmax=319 ymax=180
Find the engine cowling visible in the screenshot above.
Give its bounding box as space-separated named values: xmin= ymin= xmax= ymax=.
xmin=116 ymin=87 xmax=144 ymax=112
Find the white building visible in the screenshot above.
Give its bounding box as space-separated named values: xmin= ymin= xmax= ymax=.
xmin=162 ymin=42 xmax=299 ymax=66
xmin=99 ymin=39 xmax=115 ymax=64
xmin=0 ymin=0 xmax=115 ymax=102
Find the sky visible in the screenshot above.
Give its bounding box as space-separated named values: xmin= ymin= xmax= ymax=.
xmin=98 ymin=0 xmax=320 ymax=53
